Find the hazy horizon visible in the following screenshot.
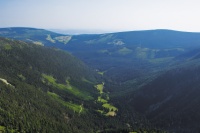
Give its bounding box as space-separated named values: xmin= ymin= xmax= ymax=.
xmin=1 ymin=0 xmax=200 ymax=33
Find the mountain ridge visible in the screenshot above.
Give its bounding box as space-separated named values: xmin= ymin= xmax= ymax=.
xmin=2 ymin=27 xmax=200 ymax=132
xmin=0 ymin=37 xmax=133 ymax=132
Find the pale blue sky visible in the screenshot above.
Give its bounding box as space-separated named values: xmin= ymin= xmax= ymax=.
xmin=1 ymin=0 xmax=200 ymax=32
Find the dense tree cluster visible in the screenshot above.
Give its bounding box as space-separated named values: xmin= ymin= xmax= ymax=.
xmin=2 ymin=28 xmax=200 ymax=132
xmin=0 ymin=37 xmax=130 ymax=132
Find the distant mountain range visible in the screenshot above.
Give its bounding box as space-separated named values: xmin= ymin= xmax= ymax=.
xmin=1 ymin=27 xmax=200 ymax=132
xmin=1 ymin=28 xmax=199 ymax=74
xmin=49 ymin=29 xmax=116 ymax=35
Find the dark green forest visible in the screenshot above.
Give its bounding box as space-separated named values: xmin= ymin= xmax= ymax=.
xmin=0 ymin=37 xmax=131 ymax=132
xmin=1 ymin=28 xmax=200 ymax=132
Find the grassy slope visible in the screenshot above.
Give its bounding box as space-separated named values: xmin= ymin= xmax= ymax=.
xmin=95 ymin=82 xmax=118 ymax=116
xmin=42 ymin=74 xmax=93 ymax=100
xmin=0 ymin=37 xmax=104 ymax=132
xmin=47 ymin=92 xmax=84 ymax=113
xmin=0 ymin=37 xmax=136 ymax=132
xmin=2 ymin=28 xmax=198 ymax=132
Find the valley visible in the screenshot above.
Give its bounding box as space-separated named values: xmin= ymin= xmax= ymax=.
xmin=95 ymin=82 xmax=118 ymax=117
xmin=1 ymin=28 xmax=200 ymax=132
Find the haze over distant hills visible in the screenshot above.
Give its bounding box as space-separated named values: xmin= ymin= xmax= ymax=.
xmin=1 ymin=27 xmax=200 ymax=132
xmin=49 ymin=28 xmax=200 ymax=35
xmin=49 ymin=29 xmax=117 ymax=35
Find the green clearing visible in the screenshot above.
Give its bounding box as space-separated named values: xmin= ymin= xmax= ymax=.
xmin=26 ymin=39 xmax=44 ymax=46
xmin=118 ymin=47 xmax=132 ymax=55
xmin=0 ymin=125 xmax=17 ymax=132
xmin=97 ymin=110 xmax=104 ymax=114
xmin=81 ymin=77 xmax=93 ymax=84
xmin=97 ymin=71 xmax=104 ymax=76
xmin=47 ymin=91 xmax=60 ymax=99
xmin=46 ymin=34 xmax=55 ymax=43
xmin=4 ymin=44 xmax=12 ymax=50
xmin=33 ymin=41 xmax=44 ymax=46
xmin=85 ymin=34 xmax=113 ymax=44
xmin=97 ymin=96 xmax=107 ymax=103
xmin=99 ymin=49 xmax=112 ymax=55
xmin=42 ymin=74 xmax=93 ymax=100
xmin=42 ymin=74 xmax=56 ymax=83
xmin=54 ymin=36 xmax=71 ymax=44
xmin=0 ymin=126 xmax=5 ymax=131
xmin=48 ymin=91 xmax=84 ymax=113
xmin=105 ymin=111 xmax=116 ymax=117
xmin=18 ymin=74 xmax=26 ymax=81
xmin=96 ymin=83 xmax=104 ymax=94
xmin=102 ymin=103 xmax=118 ymax=112
xmin=135 ymin=47 xmax=149 ymax=58
xmin=95 ymin=82 xmax=118 ymax=116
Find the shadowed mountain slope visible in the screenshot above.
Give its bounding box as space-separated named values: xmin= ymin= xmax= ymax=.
xmin=0 ymin=37 xmax=131 ymax=132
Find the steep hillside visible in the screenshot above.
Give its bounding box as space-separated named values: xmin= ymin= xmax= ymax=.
xmin=123 ymin=53 xmax=200 ymax=133
xmin=1 ymin=28 xmax=197 ymax=87
xmin=0 ymin=37 xmax=130 ymax=132
xmin=2 ymin=28 xmax=200 ymax=62
xmin=2 ymin=28 xmax=200 ymax=132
